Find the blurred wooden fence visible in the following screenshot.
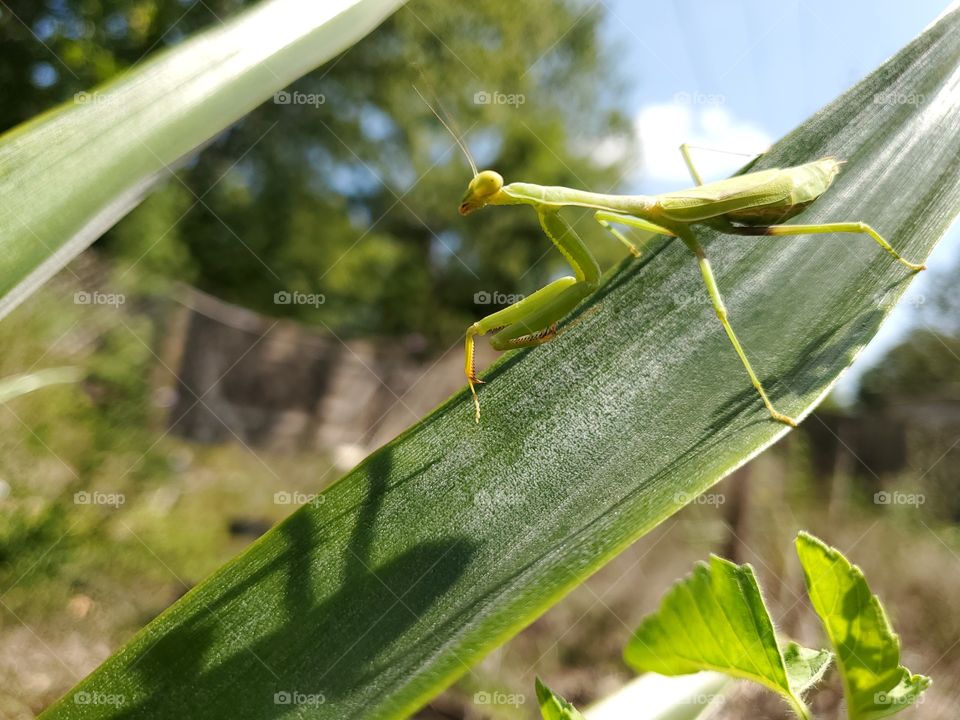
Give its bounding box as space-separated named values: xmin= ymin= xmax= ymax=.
xmin=160 ymin=287 xmax=491 ymax=462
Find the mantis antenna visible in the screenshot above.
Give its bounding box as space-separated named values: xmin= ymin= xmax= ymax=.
xmin=413 ymin=84 xmax=478 ymax=177
xmin=681 ymin=144 xmax=767 ymax=157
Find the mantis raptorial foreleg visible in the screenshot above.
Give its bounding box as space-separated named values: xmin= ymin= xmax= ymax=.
xmin=466 ymin=277 xmax=578 ymax=377
xmin=723 ymin=222 xmax=926 ymax=271
xmin=465 ymin=209 xmax=600 ymax=421
xmin=676 ymin=227 xmax=798 ymax=427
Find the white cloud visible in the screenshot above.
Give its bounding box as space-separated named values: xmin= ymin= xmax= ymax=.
xmin=634 ymin=101 xmax=772 ymax=190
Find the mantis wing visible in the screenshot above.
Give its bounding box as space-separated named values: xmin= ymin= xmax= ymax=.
xmin=656 ymin=168 xmax=794 ymax=222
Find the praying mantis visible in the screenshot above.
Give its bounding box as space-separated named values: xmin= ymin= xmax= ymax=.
xmin=449 ymin=129 xmax=925 ymax=427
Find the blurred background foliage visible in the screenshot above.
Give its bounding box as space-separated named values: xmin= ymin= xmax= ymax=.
xmin=1 ymin=0 xmax=633 ymax=345
xmin=1 ymin=1 xmax=959 ymax=718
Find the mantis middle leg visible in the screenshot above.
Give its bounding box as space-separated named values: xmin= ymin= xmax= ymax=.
xmin=679 ymin=143 xmax=704 ymax=186
xmin=679 ymin=143 xmax=767 ymax=187
xmin=594 ymin=210 xmax=675 ymax=257
xmin=676 ymin=226 xmax=798 ymax=427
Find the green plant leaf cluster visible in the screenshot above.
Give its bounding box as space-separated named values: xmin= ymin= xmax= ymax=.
xmin=621 ymin=533 xmax=929 ymax=720
xmin=623 ymin=555 xmax=827 ymax=719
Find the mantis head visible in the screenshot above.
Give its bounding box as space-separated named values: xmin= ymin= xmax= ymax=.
xmin=459 ymin=170 xmax=504 ymax=215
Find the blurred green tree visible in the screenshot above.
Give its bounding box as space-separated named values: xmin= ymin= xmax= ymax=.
xmin=0 ymin=0 xmax=633 ymax=347
xmin=858 ymin=330 xmax=960 ymax=408
xmin=856 ymin=328 xmax=960 ymax=521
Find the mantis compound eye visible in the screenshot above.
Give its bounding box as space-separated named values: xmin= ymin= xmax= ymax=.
xmin=473 ymin=170 xmax=503 ymax=196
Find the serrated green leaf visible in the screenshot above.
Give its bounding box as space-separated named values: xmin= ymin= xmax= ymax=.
xmin=536 ymin=678 xmax=586 ymax=720
xmin=796 ymin=532 xmax=931 ymax=719
xmin=36 ymin=7 xmax=960 ymax=720
xmin=624 ymin=556 xmax=829 ymax=719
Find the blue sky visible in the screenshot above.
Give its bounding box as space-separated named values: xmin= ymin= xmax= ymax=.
xmin=600 ymin=0 xmax=959 ymax=400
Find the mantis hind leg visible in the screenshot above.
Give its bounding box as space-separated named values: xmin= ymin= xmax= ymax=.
xmin=678 ymin=228 xmax=798 ymax=427
xmin=722 ymin=222 xmax=926 ymax=272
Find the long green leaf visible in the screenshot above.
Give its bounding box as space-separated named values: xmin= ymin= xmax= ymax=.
xmin=0 ymin=0 xmax=404 ymax=320
xmin=623 ymin=556 xmax=829 ymax=719
xmin=42 ymin=8 xmax=960 ymax=720
xmin=0 ymin=367 xmax=82 ymax=403
xmin=796 ymin=533 xmax=931 ymax=719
